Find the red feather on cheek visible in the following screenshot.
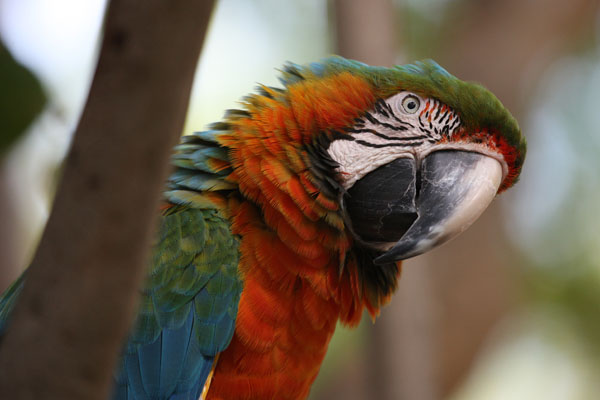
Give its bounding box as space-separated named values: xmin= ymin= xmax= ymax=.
xmin=445 ymin=127 xmax=523 ymax=193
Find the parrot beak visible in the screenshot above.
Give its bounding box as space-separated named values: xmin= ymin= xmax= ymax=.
xmin=344 ymin=150 xmax=503 ymax=264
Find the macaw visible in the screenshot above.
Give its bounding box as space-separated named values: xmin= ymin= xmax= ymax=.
xmin=0 ymin=56 xmax=525 ymax=399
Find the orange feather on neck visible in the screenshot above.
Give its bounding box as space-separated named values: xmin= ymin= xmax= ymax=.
xmin=208 ymin=72 xmax=397 ymax=399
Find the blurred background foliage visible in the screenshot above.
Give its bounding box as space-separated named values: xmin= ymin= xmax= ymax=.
xmin=2 ymin=0 xmax=600 ymax=399
xmin=0 ymin=39 xmax=46 ymax=154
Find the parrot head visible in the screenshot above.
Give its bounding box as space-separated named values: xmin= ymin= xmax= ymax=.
xmin=265 ymin=57 xmax=525 ymax=261
xmin=204 ymin=56 xmax=525 ymax=314
xmin=315 ymin=59 xmax=526 ymax=264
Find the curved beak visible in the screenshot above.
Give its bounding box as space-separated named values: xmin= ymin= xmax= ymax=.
xmin=344 ymin=150 xmax=503 ymax=264
xmin=372 ymin=151 xmax=503 ymax=264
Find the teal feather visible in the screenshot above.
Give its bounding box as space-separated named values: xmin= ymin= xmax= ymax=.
xmin=169 ymin=170 xmax=236 ymax=192
xmin=181 ymin=129 xmax=223 ymax=144
xmin=171 ymin=148 xmax=231 ymax=176
xmin=162 ymin=190 xmax=222 ymax=209
xmin=0 ymin=274 xmax=25 ymax=336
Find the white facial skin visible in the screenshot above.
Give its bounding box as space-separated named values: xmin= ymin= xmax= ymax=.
xmin=328 ymin=91 xmax=507 ymax=189
xmin=328 ymin=91 xmax=509 ymax=259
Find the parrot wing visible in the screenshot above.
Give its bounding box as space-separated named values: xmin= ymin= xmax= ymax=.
xmin=0 ymin=130 xmax=243 ymax=400
xmin=113 ymin=127 xmax=242 ymax=399
xmin=0 ymin=206 xmax=241 ymax=400
xmin=112 ymin=205 xmax=242 ymax=400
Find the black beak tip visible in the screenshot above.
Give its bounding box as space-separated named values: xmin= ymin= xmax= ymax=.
xmin=374 ymin=245 xmax=427 ymax=264
xmin=373 ymin=245 xmax=412 ymax=265
xmin=373 ymin=253 xmax=395 ymax=265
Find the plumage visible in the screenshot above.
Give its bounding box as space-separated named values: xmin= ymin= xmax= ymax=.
xmin=110 ymin=206 xmax=242 ymax=400
xmin=0 ymin=56 xmax=526 ymax=399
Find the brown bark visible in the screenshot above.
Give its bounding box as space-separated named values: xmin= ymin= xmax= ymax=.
xmin=0 ymin=1 xmax=215 ymax=398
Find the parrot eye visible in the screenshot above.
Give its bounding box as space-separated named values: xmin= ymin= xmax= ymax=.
xmin=401 ymin=95 xmax=420 ymax=114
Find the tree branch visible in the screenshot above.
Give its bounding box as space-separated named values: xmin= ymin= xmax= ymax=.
xmin=0 ymin=1 xmax=215 ymax=398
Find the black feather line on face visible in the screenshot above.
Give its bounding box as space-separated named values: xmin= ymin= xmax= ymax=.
xmin=308 ymin=131 xmax=401 ymax=300
xmin=305 ymin=133 xmax=345 ymax=200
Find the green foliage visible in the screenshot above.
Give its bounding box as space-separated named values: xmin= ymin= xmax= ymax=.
xmin=0 ymin=40 xmax=46 ymax=154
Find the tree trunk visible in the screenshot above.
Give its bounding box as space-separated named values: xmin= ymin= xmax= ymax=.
xmin=0 ymin=1 xmax=214 ymax=398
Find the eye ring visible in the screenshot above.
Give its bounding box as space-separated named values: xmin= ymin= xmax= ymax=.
xmin=401 ymin=95 xmax=420 ymax=114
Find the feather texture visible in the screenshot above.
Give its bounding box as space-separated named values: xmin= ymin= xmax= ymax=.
xmin=112 ymin=206 xmax=241 ymax=399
